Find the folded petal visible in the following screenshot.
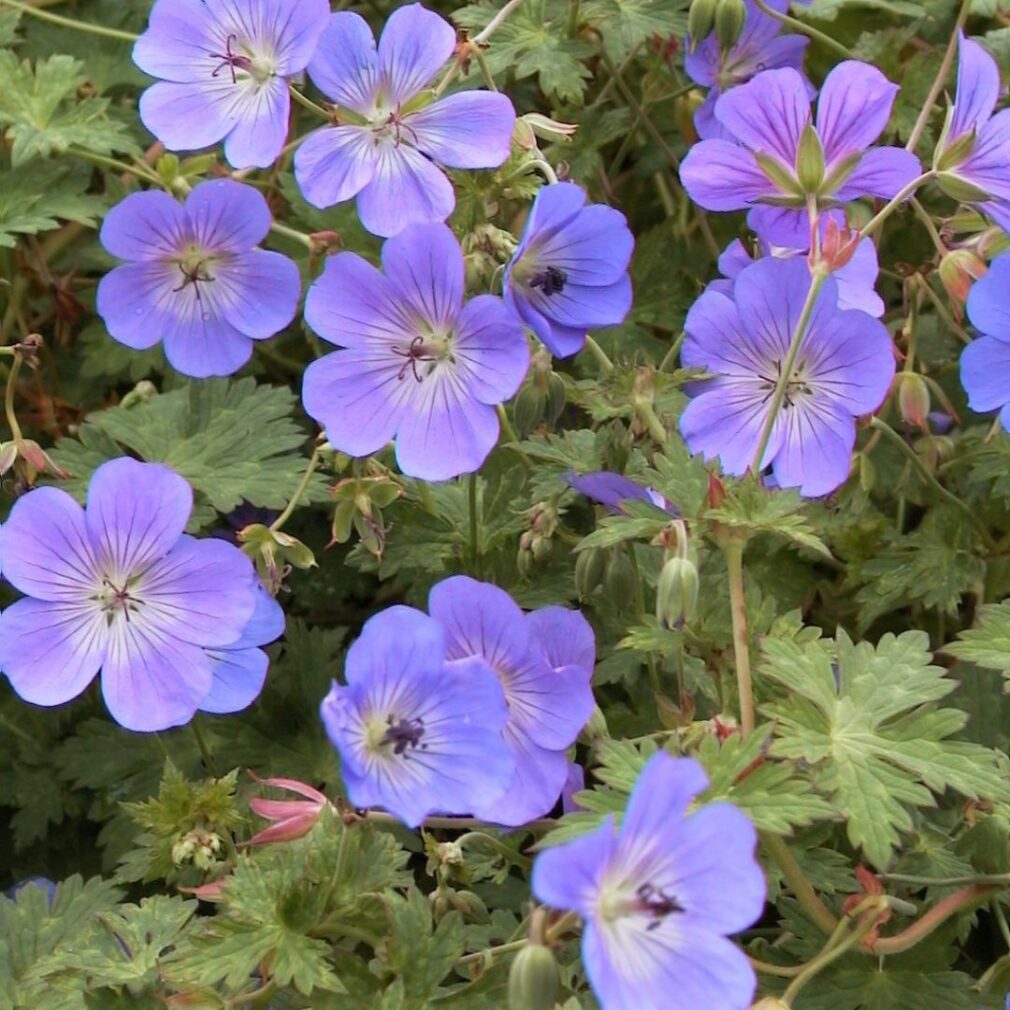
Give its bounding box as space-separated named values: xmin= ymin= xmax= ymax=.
xmin=377 ymin=3 xmax=456 ymax=105
xmin=522 ymin=181 xmax=586 ymax=238
xmin=530 ymin=204 xmax=634 ymax=286
xmin=100 ymin=190 xmax=187 ymax=261
xmin=816 ymin=60 xmax=899 ymax=163
xmin=472 ymin=732 xmax=569 ymax=826
xmin=184 ymin=179 xmax=272 ymax=252
xmin=746 ymin=205 xmax=809 ymax=247
xmin=307 ymin=11 xmax=379 ymax=113
xmin=428 ymin=575 xmax=529 ymax=668
xmin=527 ymin=605 xmax=596 ymax=674
xmin=406 ymin=91 xmax=515 ymax=168
xmin=293 ymin=125 xmax=378 ymax=209
xmin=506 ymin=287 xmax=586 ymax=357
xmin=356 ymin=144 xmax=455 ymax=237
xmin=950 ymin=32 xmax=1000 ymax=143
xmin=679 ymin=140 xmax=771 ymax=211
xmin=453 ymin=294 xmax=530 ymax=404
xmin=381 ymin=223 xmax=463 ymax=328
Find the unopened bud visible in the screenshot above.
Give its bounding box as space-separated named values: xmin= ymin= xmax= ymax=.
xmin=938 ymin=248 xmax=986 ymax=317
xmin=508 ymin=944 xmax=560 ymax=1010
xmin=604 ymin=551 xmax=637 ymax=610
xmin=521 ymin=112 xmax=579 ymax=144
xmin=120 ymin=380 xmax=158 ymax=410
xmin=896 ymin=372 xmax=931 ymax=430
xmin=714 ymin=0 xmax=746 ymax=50
xmin=545 ymin=372 xmax=566 ymax=425
xmin=575 ymin=547 xmax=607 ymax=601
xmin=816 ymin=215 xmax=860 ymax=273
xmin=795 ymin=124 xmax=825 ymax=194
xmin=687 ymin=0 xmax=719 ymax=48
xmin=513 ymin=383 xmax=545 ymax=437
xmin=655 ymin=555 xmax=699 ymax=629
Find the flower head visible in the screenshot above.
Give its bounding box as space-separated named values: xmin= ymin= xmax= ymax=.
xmin=133 ymin=0 xmax=330 ymax=168
xmin=960 ymin=253 xmax=1010 ymax=429
xmin=427 ymin=576 xmax=596 ymax=826
xmin=685 ymin=0 xmax=812 ymax=140
xmin=294 ymin=4 xmax=515 ymax=237
xmin=934 ymin=33 xmax=1010 ymax=231
xmin=97 ymin=180 xmax=301 ymax=378
xmin=302 ymin=223 xmax=528 ymax=481
xmin=532 ymin=753 xmax=766 ymax=1010
xmin=319 ymin=605 xmax=514 ymax=828
xmin=681 ymin=62 xmax=922 ymax=246
xmin=0 ymin=458 xmax=261 ymax=731
xmin=679 ymin=256 xmax=894 ymax=496
xmin=504 ymin=183 xmax=633 ymax=358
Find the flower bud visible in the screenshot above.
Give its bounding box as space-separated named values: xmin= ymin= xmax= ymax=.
xmin=714 ymin=0 xmax=746 ymax=50
xmin=604 ymin=551 xmax=637 ymax=611
xmin=795 ymin=124 xmax=825 ymax=194
xmin=521 ymin=112 xmax=579 ymax=145
xmin=938 ymin=247 xmax=986 ymax=318
xmin=575 ymin=547 xmax=607 ymax=601
xmin=896 ymin=372 xmax=930 ymax=430
xmin=687 ymin=0 xmax=719 ymax=48
xmin=545 ymin=371 xmax=566 ymax=426
xmin=858 ymin=451 xmax=876 ymax=493
xmin=513 ymin=383 xmax=545 ymax=437
xmin=655 ymin=555 xmax=699 ymax=629
xmin=816 ymin=215 xmax=859 ymax=273
xmin=508 ymin=944 xmax=560 ymax=1010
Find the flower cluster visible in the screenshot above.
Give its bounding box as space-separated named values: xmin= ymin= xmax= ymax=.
xmin=320 ymin=575 xmax=595 ymax=828
xmin=0 ymin=458 xmax=283 ymax=731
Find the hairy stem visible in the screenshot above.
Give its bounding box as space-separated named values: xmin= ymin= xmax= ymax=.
xmin=0 ymin=0 xmax=139 ymax=41
xmin=4 ymin=350 xmax=23 ymax=441
xmin=751 ymin=0 xmax=854 ymax=59
xmin=874 ymin=884 xmax=999 ymax=955
xmin=270 ymin=444 xmax=321 ymax=533
xmin=762 ymin=831 xmax=839 ymax=936
xmin=583 ymin=335 xmax=614 ymax=372
xmin=859 ymin=173 xmax=936 ymax=242
xmin=723 ymin=537 xmax=754 ymax=737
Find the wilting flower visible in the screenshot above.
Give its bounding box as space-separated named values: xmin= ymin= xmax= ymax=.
xmin=685 ymin=0 xmax=811 ymax=140
xmin=714 ymin=212 xmax=884 ymax=317
xmin=133 ymin=0 xmax=330 ymax=168
xmin=503 ymin=183 xmax=633 ymax=358
xmin=302 ymin=223 xmax=528 ymax=481
xmin=681 ymin=62 xmax=922 ymax=246
xmin=201 ymin=583 xmax=285 ymax=715
xmin=97 ymin=180 xmax=301 ymax=378
xmin=248 ymin=775 xmax=332 ymax=846
xmin=679 ymin=256 xmax=894 ymax=496
xmin=428 ymin=576 xmax=595 ymax=826
xmin=566 ymin=471 xmax=676 ymax=515
xmin=0 ymin=458 xmax=260 ymax=731
xmin=320 ymin=605 xmax=514 ymax=827
xmin=933 ymin=33 xmax=1010 ymax=232
xmin=960 ymin=253 xmax=1010 ymax=428
xmin=532 ymin=753 xmax=766 ymax=1010
xmin=294 ymin=4 xmax=515 ymax=236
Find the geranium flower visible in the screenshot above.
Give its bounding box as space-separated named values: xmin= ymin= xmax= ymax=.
xmin=960 ymin=253 xmax=1010 ymax=428
xmin=679 ymin=256 xmax=894 ymax=496
xmin=503 ymin=183 xmax=633 ymax=358
xmin=294 ymin=4 xmax=515 ymax=237
xmin=933 ymin=33 xmax=1010 ymax=232
xmin=0 ymin=458 xmax=260 ymax=731
xmin=96 ymin=180 xmax=301 ymax=378
xmin=428 ymin=576 xmax=595 ymax=826
xmin=685 ymin=0 xmax=812 ymax=140
xmin=302 ymin=223 xmax=528 ymax=482
xmin=133 ymin=0 xmax=330 ymax=169
xmin=532 ymin=753 xmax=766 ymax=1010
xmin=680 ymin=62 xmax=922 ymax=246
xmin=319 ymin=605 xmax=514 ymax=828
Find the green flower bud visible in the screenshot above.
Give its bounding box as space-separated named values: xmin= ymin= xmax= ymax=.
xmin=655 ymin=555 xmax=699 ymax=629
xmin=545 ymin=371 xmax=567 ymax=425
xmin=513 ymin=383 xmax=546 ymax=437
xmin=936 ymin=171 xmax=991 ymax=203
xmin=714 ymin=0 xmax=746 ymax=51
xmin=795 ymin=124 xmax=825 ymax=194
xmin=575 ymin=547 xmax=607 ymax=601
xmin=858 ymin=452 xmax=876 ymax=494
xmin=604 ymin=551 xmax=637 ymax=611
xmin=687 ymin=0 xmax=719 ymax=48
xmin=508 ymin=944 xmax=560 ymax=1010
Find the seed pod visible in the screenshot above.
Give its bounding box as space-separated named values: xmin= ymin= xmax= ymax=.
xmin=575 ymin=548 xmax=607 ymax=601
xmin=687 ymin=0 xmax=719 ymax=48
xmin=508 ymin=944 xmax=560 ymax=1010
xmin=714 ymin=0 xmax=746 ymax=51
xmin=655 ymin=555 xmax=699 ymax=629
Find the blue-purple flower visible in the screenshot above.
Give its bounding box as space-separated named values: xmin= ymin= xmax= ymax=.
xmin=133 ymin=0 xmax=330 ymax=169
xmin=97 ymin=180 xmax=301 ymax=378
xmin=567 ymin=471 xmax=676 ymax=515
xmin=428 ymin=576 xmax=595 ymax=826
xmin=294 ymin=4 xmax=515 ymax=237
xmin=934 ymin=33 xmax=1010 ymax=232
xmin=680 ymin=256 xmax=894 ymax=496
xmin=0 ymin=458 xmax=261 ymax=731
xmin=960 ymin=253 xmax=1010 ymax=428
xmin=302 ymin=223 xmax=529 ymax=482
xmin=681 ymin=62 xmax=922 ymax=246
xmin=532 ymin=753 xmax=766 ymax=1010
xmin=685 ymin=0 xmax=811 ymax=140
xmin=319 ymin=605 xmax=513 ymax=828
xmin=503 ymin=183 xmax=633 ymax=358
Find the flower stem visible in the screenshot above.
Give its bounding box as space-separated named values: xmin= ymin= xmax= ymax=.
xmin=269 ymin=221 xmax=313 ymax=250
xmin=270 ymin=444 xmax=322 ymax=533
xmin=910 ymin=197 xmax=947 ymax=257
xmin=583 ymin=335 xmax=614 ymax=372
xmin=4 ymin=350 xmax=23 ymax=441
xmin=906 ymin=0 xmax=971 ymax=155
xmin=567 ymin=0 xmax=581 ymax=37
xmin=762 ymin=831 xmax=839 ymax=936
xmin=868 ymin=417 xmax=997 ymax=550
xmin=874 ymin=884 xmax=999 ymax=955
xmin=191 ymin=721 xmax=219 ymax=777
xmin=288 ymin=85 xmax=332 ymax=120
xmin=475 ymin=0 xmax=528 ymax=44
xmin=749 ymin=271 xmax=827 ymax=476
xmin=468 ymin=472 xmax=482 ymax=574
xmin=658 ymin=332 xmax=685 ymax=373
xmin=0 ymin=0 xmax=139 ymax=41
xmin=858 ymin=173 xmax=935 ymax=241
xmin=751 ymin=0 xmax=854 ymax=60
xmin=723 ymin=537 xmax=754 ymax=736
xmin=67 ymin=146 xmax=164 ymax=187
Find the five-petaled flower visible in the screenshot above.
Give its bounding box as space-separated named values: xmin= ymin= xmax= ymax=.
xmin=294 ymin=4 xmax=515 ymax=237
xmin=679 ymin=256 xmax=894 ymax=496
xmin=680 ymin=61 xmax=922 ymax=247
xmin=302 ymin=222 xmax=529 ymax=482
xmin=504 ymin=183 xmax=634 ymax=358
xmin=532 ymin=752 xmax=766 ymax=1010
xmin=96 ymin=180 xmax=302 ymax=379
xmin=428 ymin=576 xmax=596 ymax=826
xmin=319 ymin=604 xmax=514 ymax=828
xmin=0 ymin=458 xmax=265 ymax=731
xmin=133 ymin=0 xmax=330 ymax=168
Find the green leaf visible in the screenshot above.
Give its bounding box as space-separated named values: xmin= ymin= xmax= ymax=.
xmin=708 ymin=482 xmax=831 ymax=558
xmin=761 ymin=629 xmax=1010 ymax=867
xmin=946 ymin=600 xmax=1010 ymax=684
xmin=0 ymin=52 xmax=138 ymax=165
xmin=0 ymin=159 xmax=105 ymax=248
xmin=800 ymin=966 xmax=983 ymax=1009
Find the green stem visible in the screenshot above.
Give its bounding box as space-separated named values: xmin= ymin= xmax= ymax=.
xmin=0 ymin=0 xmax=139 ymax=40
xmin=751 ymin=0 xmax=853 ymax=59
xmin=723 ymin=537 xmax=754 ymax=736
xmin=910 ymin=197 xmax=947 ymax=257
xmin=288 ymin=85 xmax=332 ymax=120
xmin=659 ymin=332 xmax=685 ymax=373
xmin=67 ymin=146 xmax=164 ymax=186
xmin=750 ymin=957 xmax=805 ymax=979
xmin=869 ymin=417 xmax=997 ymax=550
xmin=567 ymin=0 xmax=581 ymax=36
xmin=269 ymin=221 xmax=313 ymax=250
xmin=917 ymin=273 xmax=972 ymax=345
xmin=859 ymin=173 xmax=935 ymax=241
xmin=496 ymin=402 xmax=522 ymax=446
xmin=0 ymin=712 xmax=34 ymax=745
xmin=456 ymin=831 xmax=532 ymax=872
xmin=4 ymin=351 xmax=23 ymax=441
xmin=750 ymin=271 xmax=827 ymax=475
xmin=762 ymin=831 xmax=839 ymax=936
xmin=191 ymin=722 xmax=219 ymax=777
xmin=474 ymin=0 xmax=527 ymax=43
xmin=994 ymin=898 xmax=1010 ymax=950
xmin=456 ymin=937 xmax=527 ymax=967
xmin=270 ymin=444 xmax=321 ymax=533
xmin=583 ymin=335 xmax=614 ymax=372
xmin=882 ymin=871 xmax=1010 ymax=887
xmin=468 ymin=472 xmax=481 ymax=574
xmin=875 ymin=885 xmax=999 ymax=955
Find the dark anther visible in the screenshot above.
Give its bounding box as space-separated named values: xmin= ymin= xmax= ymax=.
xmin=173 ymin=261 xmax=216 ymax=301
xmin=636 ymin=882 xmax=684 ymax=930
xmin=382 ymin=716 xmax=427 ymax=757
xmin=383 ymin=110 xmax=420 ymax=148
xmin=529 ymin=266 xmax=568 ymax=296
xmin=209 ymin=35 xmax=253 ymax=84
xmin=393 ymin=335 xmax=436 ymax=383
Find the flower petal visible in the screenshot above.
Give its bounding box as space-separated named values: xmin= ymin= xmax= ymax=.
xmin=97 ymin=263 xmax=178 ymax=352
xmin=221 ymin=77 xmax=292 ymax=170
xmin=967 ymin=253 xmax=1010 ymax=336
xmin=532 ymin=817 xmax=616 ymax=913
xmin=356 ymin=143 xmax=455 ymax=237
xmin=210 ymin=250 xmax=301 ymax=340
xmin=960 ymin=335 xmax=1010 ymax=413
xmin=528 ymin=204 xmax=634 ymax=286
xmin=293 ymin=125 xmax=378 ymax=209
xmin=771 ymin=398 xmax=856 ymax=496
xmin=950 ymin=32 xmax=1000 ymax=144
xmin=132 ymin=0 xmax=220 ymax=81
xmin=527 ymin=605 xmax=596 ymax=674
xmin=452 ymin=295 xmax=529 ymax=404
xmin=307 ymin=11 xmax=379 ymax=114
xmin=816 ymin=60 xmax=899 ymax=165
xmin=251 ymin=0 xmax=330 ymax=75
xmin=472 ymin=732 xmax=569 ymax=826
xmin=405 ymin=91 xmax=515 ymax=168
xmin=100 ymin=190 xmax=187 ymax=261
xmin=162 ymin=317 xmax=254 ymax=377
xmin=833 ymin=146 xmax=922 ymax=200
xmin=620 ymin=754 xmax=709 ymax=841
xmin=381 ymin=223 xmax=463 ymax=328
xmin=139 ymin=79 xmax=240 ymax=155
xmin=183 ymin=179 xmax=272 ymax=252
xmin=377 ymin=3 xmax=456 ymax=105
xmin=201 ymin=647 xmax=268 ymax=714
xmin=679 ymin=139 xmax=771 ymax=211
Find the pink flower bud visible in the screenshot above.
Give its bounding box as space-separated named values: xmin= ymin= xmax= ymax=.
xmin=938 ymin=248 xmax=987 ymax=319
xmin=812 ymin=215 xmax=860 ymax=274
xmin=247 ymin=773 xmax=331 ymax=846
